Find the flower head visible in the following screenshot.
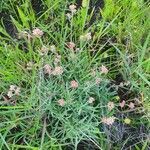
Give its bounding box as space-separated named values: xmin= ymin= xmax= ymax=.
xmin=52 ymin=66 xmax=63 ymax=75
xmin=86 ymin=33 xmax=92 ymax=40
xmin=66 ymin=13 xmax=72 ymax=20
xmin=15 ymin=87 xmax=20 ymax=95
xmin=7 ymin=85 xmax=20 ymax=98
xmin=9 ymin=85 xmax=16 ymax=91
xmin=67 ymin=42 xmax=76 ymax=50
xmin=7 ymin=91 xmax=14 ymax=98
xmin=54 ymin=55 xmax=61 ymax=65
xmin=32 ymin=28 xmax=44 ymax=37
xmin=95 ymin=78 xmax=101 ymax=85
xmin=88 ymin=97 xmax=95 ymax=104
xmin=107 ymin=101 xmax=115 ymax=111
xmin=101 ymin=116 xmax=115 ymax=125
xmin=124 ymin=118 xmax=131 ymax=124
xmin=129 ymin=102 xmax=135 ymax=109
xmin=70 ymin=80 xmax=78 ymax=89
xmin=50 ymin=45 xmax=56 ymax=53
xmin=80 ymin=32 xmax=92 ymax=41
xmin=26 ymin=61 xmax=34 ymax=70
xmin=119 ymin=100 xmax=126 ymax=108
xmin=39 ymin=46 xmax=49 ymax=56
xmin=100 ymin=65 xmax=108 ymax=74
xmin=43 ymin=64 xmax=52 ymax=75
xmin=69 ymin=4 xmax=77 ymax=13
xmin=58 ymin=99 xmax=65 ymax=106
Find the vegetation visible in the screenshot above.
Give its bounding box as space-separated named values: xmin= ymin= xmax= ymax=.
xmin=0 ymin=0 xmax=150 ymax=149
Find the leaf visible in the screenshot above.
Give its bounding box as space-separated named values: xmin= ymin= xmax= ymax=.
xmin=17 ymin=7 xmax=29 ymax=28
xmin=82 ymin=0 xmax=89 ymax=8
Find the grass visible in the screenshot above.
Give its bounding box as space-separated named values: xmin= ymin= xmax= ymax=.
xmin=0 ymin=0 xmax=150 ymax=149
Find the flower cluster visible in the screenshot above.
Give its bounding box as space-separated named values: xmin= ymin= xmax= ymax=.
xmin=69 ymin=4 xmax=77 ymax=13
xmin=107 ymin=101 xmax=115 ymax=111
xmin=58 ymin=99 xmax=65 ymax=106
xmin=67 ymin=42 xmax=76 ymax=50
xmin=43 ymin=65 xmax=63 ymax=76
xmin=7 ymin=85 xmax=20 ymax=98
xmin=54 ymin=55 xmax=61 ymax=65
xmin=88 ymin=97 xmax=95 ymax=104
xmin=32 ymin=28 xmax=44 ymax=37
xmin=26 ymin=61 xmax=34 ymax=70
xmin=101 ymin=116 xmax=116 ymax=125
xmin=66 ymin=4 xmax=77 ymax=20
xmin=39 ymin=46 xmax=49 ymax=56
xmin=70 ymin=80 xmax=78 ymax=89
xmin=100 ymin=65 xmax=109 ymax=74
xmin=80 ymin=32 xmax=92 ymax=41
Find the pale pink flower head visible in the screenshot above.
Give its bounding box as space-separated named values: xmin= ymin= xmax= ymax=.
xmin=50 ymin=45 xmax=56 ymax=53
xmin=101 ymin=116 xmax=115 ymax=125
xmin=54 ymin=55 xmax=61 ymax=65
xmin=95 ymin=78 xmax=101 ymax=85
xmin=76 ymin=48 xmax=80 ymax=51
xmin=58 ymin=99 xmax=65 ymax=106
xmin=43 ymin=64 xmax=52 ymax=75
xmin=52 ymin=66 xmax=63 ymax=75
xmin=32 ymin=28 xmax=44 ymax=37
xmin=100 ymin=65 xmax=108 ymax=74
xmin=66 ymin=13 xmax=72 ymax=20
xmin=119 ymin=100 xmax=126 ymax=108
xmin=107 ymin=101 xmax=115 ymax=111
xmin=26 ymin=61 xmax=34 ymax=70
xmin=7 ymin=91 xmax=13 ymax=98
xmin=124 ymin=81 xmax=130 ymax=86
xmin=119 ymin=82 xmax=124 ymax=87
xmin=88 ymin=97 xmax=95 ymax=104
xmin=129 ymin=102 xmax=135 ymax=109
xmin=70 ymin=80 xmax=78 ymax=89
xmin=80 ymin=32 xmax=92 ymax=41
xmin=15 ymin=87 xmax=21 ymax=95
xmin=7 ymin=85 xmax=20 ymax=98
xmin=86 ymin=32 xmax=92 ymax=40
xmin=9 ymin=85 xmax=16 ymax=91
xmin=69 ymin=4 xmax=77 ymax=13
xmin=40 ymin=46 xmax=49 ymax=56
xmin=67 ymin=42 xmax=76 ymax=50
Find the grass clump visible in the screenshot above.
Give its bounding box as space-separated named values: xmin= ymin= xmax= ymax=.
xmin=0 ymin=0 xmax=150 ymax=149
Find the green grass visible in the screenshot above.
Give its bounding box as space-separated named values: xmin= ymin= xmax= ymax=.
xmin=0 ymin=0 xmax=150 ymax=149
